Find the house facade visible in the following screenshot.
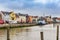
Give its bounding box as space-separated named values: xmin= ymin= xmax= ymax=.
xmin=1 ymin=11 xmax=17 ymax=23
xmin=0 ymin=11 xmax=4 ymax=20
xmin=45 ymin=16 xmax=53 ymax=23
xmin=17 ymin=13 xmax=28 ymax=23
xmin=26 ymin=16 xmax=39 ymax=23
xmin=55 ymin=18 xmax=60 ymax=22
xmin=32 ymin=16 xmax=39 ymax=23
xmin=9 ymin=11 xmax=17 ymax=20
xmin=1 ymin=11 xmax=11 ymax=23
xmin=26 ymin=16 xmax=33 ymax=23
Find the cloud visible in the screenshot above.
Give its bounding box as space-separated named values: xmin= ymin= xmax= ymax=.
xmin=33 ymin=0 xmax=59 ymax=4
xmin=0 ymin=0 xmax=60 ymax=17
xmin=34 ymin=0 xmax=48 ymax=4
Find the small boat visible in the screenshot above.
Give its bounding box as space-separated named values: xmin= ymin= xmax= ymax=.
xmin=37 ymin=20 xmax=46 ymax=25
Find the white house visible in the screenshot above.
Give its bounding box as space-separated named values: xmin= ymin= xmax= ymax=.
xmin=17 ymin=13 xmax=28 ymax=23
xmin=32 ymin=16 xmax=39 ymax=23
xmin=1 ymin=11 xmax=11 ymax=22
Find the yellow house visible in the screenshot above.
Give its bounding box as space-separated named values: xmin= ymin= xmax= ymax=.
xmin=9 ymin=12 xmax=16 ymax=20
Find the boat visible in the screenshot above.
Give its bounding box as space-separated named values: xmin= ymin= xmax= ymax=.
xmin=37 ymin=20 xmax=46 ymax=25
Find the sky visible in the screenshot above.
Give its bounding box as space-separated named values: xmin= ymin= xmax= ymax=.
xmin=0 ymin=0 xmax=60 ymax=17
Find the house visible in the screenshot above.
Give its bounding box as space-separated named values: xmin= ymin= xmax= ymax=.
xmin=1 ymin=11 xmax=10 ymax=23
xmin=0 ymin=13 xmax=2 ymax=20
xmin=17 ymin=13 xmax=28 ymax=23
xmin=32 ymin=16 xmax=39 ymax=23
xmin=26 ymin=16 xmax=33 ymax=23
xmin=9 ymin=11 xmax=16 ymax=20
xmin=26 ymin=15 xmax=39 ymax=23
xmin=0 ymin=11 xmax=5 ymax=24
xmin=1 ymin=11 xmax=17 ymax=23
xmin=45 ymin=16 xmax=53 ymax=23
xmin=0 ymin=11 xmax=4 ymax=20
xmin=1 ymin=11 xmax=28 ymax=24
xmin=52 ymin=17 xmax=57 ymax=23
xmin=54 ymin=18 xmax=60 ymax=22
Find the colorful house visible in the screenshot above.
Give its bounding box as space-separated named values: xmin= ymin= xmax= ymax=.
xmin=0 ymin=11 xmax=4 ymax=20
xmin=9 ymin=11 xmax=16 ymax=20
xmin=55 ymin=18 xmax=60 ymax=22
xmin=1 ymin=11 xmax=10 ymax=23
xmin=32 ymin=16 xmax=39 ymax=23
xmin=1 ymin=11 xmax=16 ymax=21
xmin=16 ymin=13 xmax=28 ymax=23
xmin=1 ymin=11 xmax=17 ymax=23
xmin=26 ymin=16 xmax=33 ymax=23
xmin=26 ymin=16 xmax=39 ymax=23
xmin=45 ymin=16 xmax=53 ymax=23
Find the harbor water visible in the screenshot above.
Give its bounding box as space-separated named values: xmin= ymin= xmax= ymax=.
xmin=0 ymin=23 xmax=60 ymax=40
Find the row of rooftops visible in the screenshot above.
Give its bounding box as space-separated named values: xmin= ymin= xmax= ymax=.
xmin=1 ymin=11 xmax=60 ymax=20
xmin=1 ymin=11 xmax=28 ymax=16
xmin=0 ymin=11 xmax=38 ymax=18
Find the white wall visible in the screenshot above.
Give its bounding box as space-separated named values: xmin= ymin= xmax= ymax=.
xmin=17 ymin=16 xmax=26 ymax=23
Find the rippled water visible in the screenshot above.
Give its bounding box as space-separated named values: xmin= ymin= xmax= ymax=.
xmin=0 ymin=24 xmax=60 ymax=40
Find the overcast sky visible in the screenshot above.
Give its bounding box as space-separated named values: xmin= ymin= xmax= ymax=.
xmin=0 ymin=0 xmax=60 ymax=17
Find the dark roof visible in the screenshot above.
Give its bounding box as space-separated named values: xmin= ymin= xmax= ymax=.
xmin=1 ymin=11 xmax=28 ymax=17
xmin=52 ymin=17 xmax=57 ymax=19
xmin=18 ymin=13 xmax=28 ymax=16
xmin=1 ymin=11 xmax=11 ymax=15
xmin=15 ymin=14 xmax=19 ymax=18
xmin=32 ymin=16 xmax=38 ymax=18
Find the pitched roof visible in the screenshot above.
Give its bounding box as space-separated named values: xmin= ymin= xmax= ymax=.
xmin=56 ymin=18 xmax=60 ymax=20
xmin=15 ymin=14 xmax=19 ymax=18
xmin=18 ymin=13 xmax=28 ymax=16
xmin=32 ymin=16 xmax=38 ymax=18
xmin=1 ymin=11 xmax=10 ymax=15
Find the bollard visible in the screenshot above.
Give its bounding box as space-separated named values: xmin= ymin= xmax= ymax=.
xmin=40 ymin=32 xmax=44 ymax=40
xmin=56 ymin=25 xmax=59 ymax=40
xmin=7 ymin=27 xmax=10 ymax=40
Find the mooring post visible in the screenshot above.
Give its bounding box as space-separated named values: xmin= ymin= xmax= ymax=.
xmin=7 ymin=26 xmax=10 ymax=40
xmin=40 ymin=32 xmax=44 ymax=40
xmin=56 ymin=25 xmax=59 ymax=40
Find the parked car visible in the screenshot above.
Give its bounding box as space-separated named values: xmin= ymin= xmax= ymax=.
xmin=0 ymin=20 xmax=4 ymax=24
xmin=37 ymin=20 xmax=46 ymax=25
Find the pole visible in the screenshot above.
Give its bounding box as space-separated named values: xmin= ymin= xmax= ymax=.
xmin=40 ymin=32 xmax=44 ymax=40
xmin=56 ymin=25 xmax=59 ymax=40
xmin=7 ymin=26 xmax=10 ymax=40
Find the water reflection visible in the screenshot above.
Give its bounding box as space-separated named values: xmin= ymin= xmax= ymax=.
xmin=0 ymin=24 xmax=59 ymax=40
xmin=0 ymin=29 xmax=7 ymax=40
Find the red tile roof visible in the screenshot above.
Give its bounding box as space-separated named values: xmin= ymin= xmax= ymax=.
xmin=56 ymin=18 xmax=60 ymax=20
